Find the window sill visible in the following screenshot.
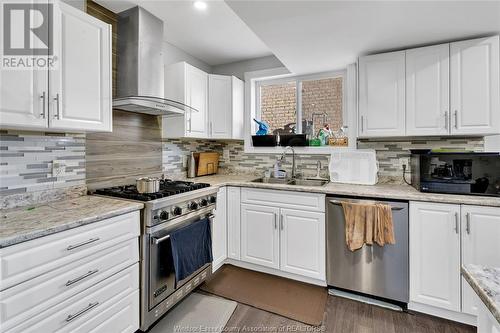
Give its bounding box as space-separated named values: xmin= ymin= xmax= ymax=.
xmin=243 ymin=145 xmax=353 ymax=155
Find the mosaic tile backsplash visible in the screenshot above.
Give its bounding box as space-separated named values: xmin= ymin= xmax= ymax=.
xmin=164 ymin=137 xmax=485 ymax=183
xmin=0 ymin=130 xmax=86 ymax=201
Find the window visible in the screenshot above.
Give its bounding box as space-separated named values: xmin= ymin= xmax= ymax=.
xmin=256 ymin=73 xmax=344 ymax=138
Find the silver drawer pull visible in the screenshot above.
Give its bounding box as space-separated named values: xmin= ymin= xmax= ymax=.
xmin=65 ymin=269 xmax=99 ymax=286
xmin=66 ymin=302 xmax=99 ymax=322
xmin=66 ymin=237 xmax=100 ymax=251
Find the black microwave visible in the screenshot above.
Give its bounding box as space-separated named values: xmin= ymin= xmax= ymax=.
xmin=410 ymin=151 xmax=500 ymax=197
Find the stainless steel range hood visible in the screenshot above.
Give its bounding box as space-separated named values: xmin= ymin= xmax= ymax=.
xmin=113 ymin=6 xmax=196 ymax=115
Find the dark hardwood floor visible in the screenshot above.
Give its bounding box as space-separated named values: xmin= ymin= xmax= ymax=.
xmin=224 ymin=295 xmax=476 ymax=333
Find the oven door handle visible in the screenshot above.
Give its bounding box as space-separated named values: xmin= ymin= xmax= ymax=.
xmin=152 ymin=234 xmax=170 ymax=245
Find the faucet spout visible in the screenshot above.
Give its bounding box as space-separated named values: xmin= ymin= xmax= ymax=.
xmin=280 ymin=146 xmax=296 ymax=179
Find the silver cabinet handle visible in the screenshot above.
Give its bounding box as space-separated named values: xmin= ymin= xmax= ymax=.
xmin=360 ymin=116 xmax=364 ymax=133
xmin=53 ymin=93 xmax=60 ymax=119
xmin=466 ymin=212 xmax=471 ymax=234
xmin=66 ymin=269 xmax=98 ymax=286
xmin=66 ymin=302 xmax=99 ymax=322
xmin=274 ymin=213 xmax=277 ymax=229
xmin=444 ymin=111 xmax=449 ymax=130
xmin=454 ymin=110 xmax=458 ymax=129
xmin=40 ymin=91 xmax=46 ymax=118
xmin=152 ymin=234 xmax=170 ymax=245
xmin=280 ymin=214 xmax=284 ymax=230
xmin=66 ymin=237 xmax=100 ymax=251
xmin=454 ymin=212 xmax=459 ymax=234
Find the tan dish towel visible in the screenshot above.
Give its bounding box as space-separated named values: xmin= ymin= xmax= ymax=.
xmin=341 ymin=202 xmax=396 ymax=251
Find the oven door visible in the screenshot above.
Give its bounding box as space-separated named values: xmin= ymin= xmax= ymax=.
xmin=148 ymin=207 xmax=214 ymax=310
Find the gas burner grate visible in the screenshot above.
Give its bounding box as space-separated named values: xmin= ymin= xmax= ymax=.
xmin=94 ymin=179 xmax=211 ymax=201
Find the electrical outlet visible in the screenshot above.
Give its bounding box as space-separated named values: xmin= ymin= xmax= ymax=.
xmin=399 ymin=157 xmax=410 ymax=170
xmin=182 ymin=155 xmax=188 ymax=168
xmin=52 ymin=160 xmax=65 ymax=177
xmin=223 ymin=148 xmax=230 ymax=160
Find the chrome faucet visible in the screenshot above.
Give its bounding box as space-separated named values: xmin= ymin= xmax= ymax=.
xmin=280 ymin=146 xmax=296 ymax=179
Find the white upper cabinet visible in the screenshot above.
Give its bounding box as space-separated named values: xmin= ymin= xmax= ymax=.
xmin=163 ymin=62 xmax=208 ymax=138
xmin=406 ymin=44 xmax=450 ymax=136
xmin=359 ymin=35 xmax=500 ymax=138
xmin=461 ymin=205 xmax=500 ymax=316
xmin=163 ymin=63 xmax=244 ymax=139
xmin=358 ymin=51 xmax=406 ymax=137
xmin=450 ymin=36 xmax=500 ymax=135
xmin=208 ymin=75 xmax=244 ymax=139
xmin=0 ymin=1 xmax=112 ymax=132
xmin=0 ymin=68 xmax=49 ymax=130
xmin=49 ymin=1 xmax=112 ymax=132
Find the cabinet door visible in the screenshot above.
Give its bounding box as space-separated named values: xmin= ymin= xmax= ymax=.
xmin=280 ymin=208 xmax=325 ymax=280
xmin=409 ymin=202 xmax=461 ymax=311
xmin=227 ymin=187 xmax=241 ymax=260
xmin=232 ymin=76 xmax=245 ymax=140
xmin=450 ymin=36 xmax=500 ymax=135
xmin=49 ymin=1 xmax=112 ymax=132
xmin=209 ymin=74 xmax=232 ymax=139
xmin=212 ymin=187 xmax=227 ymax=272
xmin=358 ymin=51 xmax=406 ymax=137
xmin=240 ymin=203 xmax=280 ymax=269
xmin=0 ymin=2 xmax=49 ymax=131
xmin=461 ymin=205 xmax=500 ymax=315
xmin=406 ymin=44 xmax=450 ymax=136
xmin=185 ymin=64 xmax=208 ymax=138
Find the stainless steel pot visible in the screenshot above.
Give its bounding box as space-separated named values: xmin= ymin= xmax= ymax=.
xmin=136 ymin=177 xmax=160 ymax=193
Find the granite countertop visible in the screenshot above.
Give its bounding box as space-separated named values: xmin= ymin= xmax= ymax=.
xmin=462 ymin=265 xmax=500 ymax=325
xmin=0 ymin=196 xmax=144 ymax=248
xmin=186 ymin=174 xmax=500 ymax=207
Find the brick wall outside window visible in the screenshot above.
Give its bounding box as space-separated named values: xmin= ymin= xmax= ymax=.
xmin=259 ymin=77 xmax=343 ymax=135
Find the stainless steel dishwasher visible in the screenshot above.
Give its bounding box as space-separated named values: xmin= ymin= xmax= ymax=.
xmin=326 ymin=197 xmax=409 ymax=305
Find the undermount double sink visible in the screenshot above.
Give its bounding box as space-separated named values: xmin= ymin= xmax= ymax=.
xmin=251 ymin=177 xmax=329 ymax=187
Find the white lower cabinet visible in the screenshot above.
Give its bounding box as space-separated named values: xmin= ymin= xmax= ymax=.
xmin=461 ymin=205 xmax=500 ymax=316
xmin=477 ymin=295 xmax=500 ymax=333
xmin=410 ymin=202 xmax=461 ymax=311
xmin=238 ymin=188 xmax=326 ymax=283
xmin=280 ymin=208 xmax=325 ymax=280
xmin=241 ymin=203 xmax=281 ymax=269
xmin=227 ymin=187 xmax=241 ymax=260
xmin=212 ymin=187 xmax=227 ymax=272
xmin=0 ymin=211 xmax=141 ymax=333
xmin=410 ymin=201 xmax=500 ymax=325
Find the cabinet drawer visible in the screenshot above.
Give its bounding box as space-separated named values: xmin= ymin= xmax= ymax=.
xmin=0 ymin=238 xmax=138 ymax=330
xmin=5 ymin=264 xmax=139 ymax=333
xmin=0 ymin=211 xmax=139 ymax=290
xmin=241 ymin=188 xmax=325 ymax=212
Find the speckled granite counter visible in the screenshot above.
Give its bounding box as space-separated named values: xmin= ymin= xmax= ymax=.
xmin=462 ymin=265 xmax=500 ymax=325
xmin=0 ymin=196 xmax=143 ymax=248
xmin=185 ymin=174 xmax=500 ymax=207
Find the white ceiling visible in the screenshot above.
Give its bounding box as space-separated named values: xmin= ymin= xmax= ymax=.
xmin=226 ymin=1 xmax=500 ymax=74
xmin=95 ymin=0 xmax=272 ymax=66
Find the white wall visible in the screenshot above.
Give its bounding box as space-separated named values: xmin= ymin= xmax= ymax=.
xmin=212 ymin=55 xmax=284 ymax=80
xmin=163 ymin=41 xmax=212 ymax=73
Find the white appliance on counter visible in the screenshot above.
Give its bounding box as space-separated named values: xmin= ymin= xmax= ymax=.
xmin=329 ymin=149 xmax=379 ymax=185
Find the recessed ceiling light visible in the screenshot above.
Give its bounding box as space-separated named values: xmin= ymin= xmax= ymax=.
xmin=193 ymin=1 xmax=207 ymax=10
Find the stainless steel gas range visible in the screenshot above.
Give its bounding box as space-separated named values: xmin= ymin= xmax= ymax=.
xmin=94 ymin=180 xmax=218 ymax=331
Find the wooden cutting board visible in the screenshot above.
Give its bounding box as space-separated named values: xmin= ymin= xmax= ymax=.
xmin=197 ymin=152 xmax=219 ymax=176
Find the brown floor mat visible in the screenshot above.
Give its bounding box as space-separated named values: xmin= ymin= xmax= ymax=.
xmin=199 ymin=265 xmax=327 ymax=326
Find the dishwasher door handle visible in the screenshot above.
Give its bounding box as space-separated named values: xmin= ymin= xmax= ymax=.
xmin=328 ymin=199 xmax=404 ymax=211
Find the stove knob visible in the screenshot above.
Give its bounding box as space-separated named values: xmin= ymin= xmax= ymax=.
xmin=159 ymin=211 xmax=169 ymax=220
xmin=173 ymin=207 xmax=182 ymax=216
xmin=209 ymin=196 xmax=216 ymax=204
xmin=189 ymin=201 xmax=198 ymax=210
xmin=200 ymin=199 xmax=208 ymax=207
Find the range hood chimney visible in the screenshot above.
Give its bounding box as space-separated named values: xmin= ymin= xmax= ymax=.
xmin=113 ymin=6 xmax=196 ymax=115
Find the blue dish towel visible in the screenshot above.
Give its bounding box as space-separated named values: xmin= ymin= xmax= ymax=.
xmin=170 ymin=218 xmax=213 ymax=282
